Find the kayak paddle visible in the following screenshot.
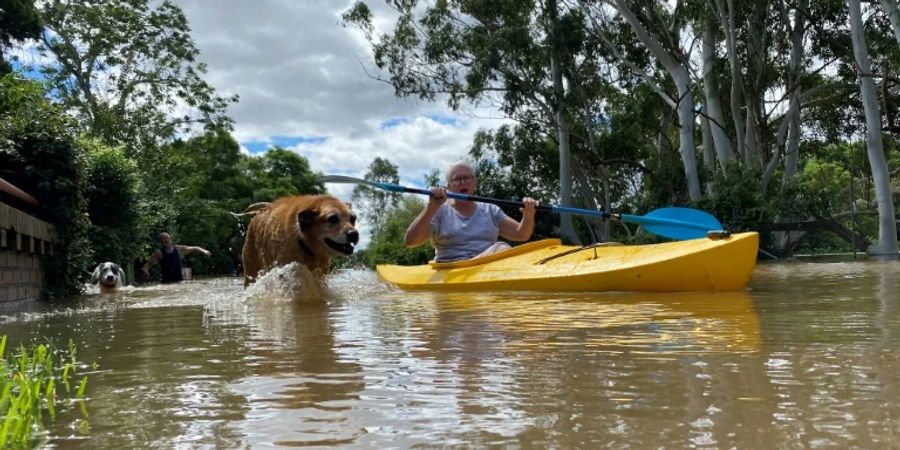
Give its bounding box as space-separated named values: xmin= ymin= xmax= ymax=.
xmin=321 ymin=175 xmax=723 ymax=240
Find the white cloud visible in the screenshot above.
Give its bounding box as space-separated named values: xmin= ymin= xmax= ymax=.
xmin=174 ymin=0 xmax=508 ymax=186
xmin=171 ymin=0 xmax=512 ymax=247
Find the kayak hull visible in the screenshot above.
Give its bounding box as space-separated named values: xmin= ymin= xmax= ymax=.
xmin=376 ymin=232 xmax=759 ymax=292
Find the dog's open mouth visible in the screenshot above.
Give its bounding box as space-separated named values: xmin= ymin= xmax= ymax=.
xmin=325 ymin=238 xmax=355 ymax=255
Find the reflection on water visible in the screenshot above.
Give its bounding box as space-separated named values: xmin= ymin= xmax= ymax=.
xmin=1 ymin=259 xmax=899 ymax=448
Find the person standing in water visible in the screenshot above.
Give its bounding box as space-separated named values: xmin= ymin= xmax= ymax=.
xmin=142 ymin=232 xmax=212 ymax=283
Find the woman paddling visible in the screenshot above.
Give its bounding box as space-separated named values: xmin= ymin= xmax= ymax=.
xmin=404 ymin=161 xmax=539 ymax=262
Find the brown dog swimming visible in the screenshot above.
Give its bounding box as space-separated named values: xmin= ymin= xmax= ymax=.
xmin=241 ymin=195 xmax=359 ymax=286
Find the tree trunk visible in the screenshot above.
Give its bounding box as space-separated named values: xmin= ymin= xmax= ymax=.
xmin=580 ymin=105 xmax=612 ymax=242
xmin=657 ymin=107 xmax=672 ymax=156
xmin=702 ymin=21 xmax=734 ymax=167
xmin=743 ymin=101 xmax=761 ymax=167
xmin=701 ymin=108 xmax=715 ymax=170
xmin=548 ymin=0 xmax=579 ymax=244
xmin=673 ymin=68 xmax=702 ymax=200
xmin=782 ymin=0 xmax=808 ymax=183
xmin=782 ymin=96 xmax=802 ymax=181
xmin=849 ymin=0 xmax=898 ymax=255
xmin=613 ymin=0 xmax=701 ymax=200
xmin=717 ymin=0 xmax=746 ymax=161
xmin=882 ymin=0 xmax=900 ymax=45
xmin=701 ymin=110 xmax=716 ymax=197
xmin=572 ymin=163 xmax=607 ymax=242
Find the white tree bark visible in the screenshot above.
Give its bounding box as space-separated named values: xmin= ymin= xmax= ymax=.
xmin=548 ymin=0 xmax=579 ymax=244
xmin=612 ymin=0 xmax=702 ymax=200
xmin=744 ymin=104 xmax=761 ymax=166
xmin=849 ymin=0 xmax=898 ymax=255
xmin=782 ymin=96 xmax=802 ymax=181
xmin=701 ymin=107 xmax=715 ymax=169
xmin=782 ymin=0 xmax=808 ymax=182
xmin=702 ymin=22 xmax=734 ymax=167
xmin=715 ymin=0 xmax=747 ymax=162
xmin=882 ymin=0 xmax=900 ymax=45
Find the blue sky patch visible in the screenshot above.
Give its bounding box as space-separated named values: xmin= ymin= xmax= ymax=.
xmin=381 ymin=115 xmax=463 ymax=129
xmin=429 ymin=115 xmax=461 ymax=126
xmin=9 ymin=60 xmax=45 ymax=82
xmin=380 ymin=117 xmax=409 ymax=129
xmin=242 ymin=135 xmax=327 ymax=154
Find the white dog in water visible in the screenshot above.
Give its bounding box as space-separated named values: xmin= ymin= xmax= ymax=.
xmin=91 ymin=262 xmax=126 ymax=293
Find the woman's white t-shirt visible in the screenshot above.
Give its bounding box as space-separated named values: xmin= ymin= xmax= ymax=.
xmin=430 ymin=202 xmax=508 ymax=262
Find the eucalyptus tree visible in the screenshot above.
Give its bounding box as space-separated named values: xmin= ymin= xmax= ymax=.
xmin=602 ymin=0 xmax=702 ymax=200
xmin=344 ymin=0 xmax=592 ymax=243
xmin=352 ymin=157 xmax=402 ymax=235
xmin=848 ymin=0 xmax=897 ymax=255
xmin=883 ymin=0 xmax=900 ymax=45
xmin=34 ymin=0 xmax=237 ymax=162
xmin=0 ymin=0 xmax=42 ymax=73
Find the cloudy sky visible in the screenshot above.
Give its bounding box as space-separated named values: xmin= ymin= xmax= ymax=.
xmin=174 ymin=0 xmax=509 ymax=199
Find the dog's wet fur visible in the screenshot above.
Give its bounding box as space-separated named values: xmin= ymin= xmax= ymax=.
xmin=91 ymin=262 xmax=126 ymax=293
xmin=241 ymin=194 xmax=359 ymax=286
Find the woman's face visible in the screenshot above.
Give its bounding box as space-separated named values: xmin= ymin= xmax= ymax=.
xmin=447 ymin=167 xmax=477 ymax=194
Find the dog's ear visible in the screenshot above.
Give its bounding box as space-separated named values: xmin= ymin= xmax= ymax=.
xmin=90 ymin=265 xmax=101 ymax=284
xmin=297 ymin=209 xmax=318 ymax=229
xmin=345 ymin=202 xmax=352 ymax=209
xmin=117 ymin=265 xmax=126 ymax=285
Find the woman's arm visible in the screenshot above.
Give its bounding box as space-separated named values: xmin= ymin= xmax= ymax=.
xmin=498 ymin=197 xmax=539 ymax=242
xmin=404 ymin=187 xmax=447 ymax=247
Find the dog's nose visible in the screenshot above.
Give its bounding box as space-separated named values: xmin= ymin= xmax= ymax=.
xmin=347 ymin=230 xmax=359 ymax=244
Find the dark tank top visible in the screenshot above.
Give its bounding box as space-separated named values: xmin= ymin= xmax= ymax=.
xmin=159 ymin=246 xmax=183 ymax=283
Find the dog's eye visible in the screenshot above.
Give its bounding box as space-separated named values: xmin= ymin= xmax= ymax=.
xmin=350 ymin=215 xmax=357 ymax=226
xmin=327 ymin=215 xmax=340 ymax=225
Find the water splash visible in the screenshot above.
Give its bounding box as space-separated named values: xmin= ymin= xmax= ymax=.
xmin=242 ymin=262 xmax=329 ymax=304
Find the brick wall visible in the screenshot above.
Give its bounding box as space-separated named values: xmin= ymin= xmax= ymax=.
xmin=0 ymin=202 xmax=54 ymax=304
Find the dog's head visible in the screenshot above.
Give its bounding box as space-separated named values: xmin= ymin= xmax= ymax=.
xmin=297 ymin=196 xmax=359 ymax=257
xmin=91 ymin=262 xmax=125 ymax=288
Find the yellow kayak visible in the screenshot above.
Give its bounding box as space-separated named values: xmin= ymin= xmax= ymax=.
xmin=376 ymin=232 xmax=759 ymax=292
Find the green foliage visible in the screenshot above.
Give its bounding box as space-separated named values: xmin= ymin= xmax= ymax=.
xmin=352 ymin=157 xmax=402 ymax=235
xmin=694 ymin=162 xmax=779 ymax=247
xmin=135 ymin=133 xmax=325 ymax=279
xmin=0 ymin=74 xmax=91 ymax=298
xmin=255 ymin=148 xmax=325 ymax=199
xmin=0 ymin=336 xmax=90 ymax=448
xmin=469 ymin=127 xmax=559 ymax=240
xmin=0 ymin=0 xmax=42 ymax=74
xmin=36 ymin=0 xmax=237 ymax=159
xmin=364 ymin=197 xmax=435 ymax=266
xmin=83 ymin=139 xmax=142 ymax=271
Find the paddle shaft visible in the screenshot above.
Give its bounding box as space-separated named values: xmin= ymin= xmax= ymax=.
xmin=405 ymin=186 xmax=724 ymax=236
xmin=321 ymin=175 xmax=724 ymax=239
xmin=395 ymin=185 xmax=608 ymax=217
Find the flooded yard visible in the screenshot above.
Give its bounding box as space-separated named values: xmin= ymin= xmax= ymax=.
xmin=2 ymin=259 xmax=900 ymax=448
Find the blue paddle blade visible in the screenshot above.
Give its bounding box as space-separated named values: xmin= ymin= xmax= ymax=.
xmin=621 ymin=207 xmax=723 ymax=240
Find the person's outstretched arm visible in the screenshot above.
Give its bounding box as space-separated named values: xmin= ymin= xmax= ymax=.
xmin=405 ymin=187 xmax=447 ymax=247
xmin=142 ymin=250 xmax=162 ymax=275
xmin=177 ymin=245 xmax=212 ymax=257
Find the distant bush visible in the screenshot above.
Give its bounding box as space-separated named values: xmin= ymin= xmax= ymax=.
xmin=83 ymin=139 xmax=142 ymax=273
xmin=364 ymin=197 xmax=434 ymax=266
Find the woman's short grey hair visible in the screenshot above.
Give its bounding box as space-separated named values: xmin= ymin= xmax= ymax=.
xmin=445 ymin=161 xmax=476 ymax=183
